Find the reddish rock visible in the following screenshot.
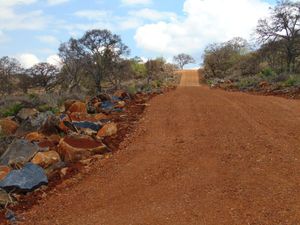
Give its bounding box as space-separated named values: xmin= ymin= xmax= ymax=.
xmin=0 ymin=118 xmax=19 ymax=136
xmin=25 ymin=132 xmax=46 ymax=142
xmin=0 ymin=166 xmax=11 ymax=180
xmin=31 ymin=151 xmax=61 ymax=168
xmin=97 ymin=123 xmax=118 ymax=137
xmin=114 ymin=90 xmax=128 ymax=99
xmin=58 ymin=135 xmax=108 ymax=162
xmin=59 ymin=115 xmax=71 ymax=133
xmin=68 ymin=101 xmax=87 ymax=113
xmin=64 ymin=100 xmax=77 ymax=112
xmin=69 ymin=112 xmax=109 ymax=122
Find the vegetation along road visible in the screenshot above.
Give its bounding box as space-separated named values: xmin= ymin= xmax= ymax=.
xmin=21 ymin=70 xmax=300 ymax=224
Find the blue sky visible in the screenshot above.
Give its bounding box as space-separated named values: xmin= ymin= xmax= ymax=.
xmin=0 ymin=0 xmax=277 ymax=68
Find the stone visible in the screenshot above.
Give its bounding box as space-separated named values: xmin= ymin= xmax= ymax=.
xmin=100 ymin=101 xmax=115 ymax=113
xmin=0 ymin=139 xmax=42 ymax=167
xmin=113 ymin=90 xmax=129 ymax=100
xmin=68 ymin=101 xmax=87 ymax=113
xmin=0 ymin=166 xmax=11 ymax=180
xmin=58 ymin=135 xmax=108 ymax=162
xmin=116 ymin=101 xmax=126 ymax=108
xmin=72 ymin=121 xmax=101 ymax=132
xmin=31 ymin=151 xmax=61 ymax=169
xmin=97 ymin=122 xmax=118 ymax=137
xmin=69 ymin=112 xmax=109 ymax=122
xmin=0 ymin=163 xmax=48 ymax=192
xmin=58 ymin=114 xmax=72 ymax=133
xmin=25 ymin=132 xmax=46 ymax=142
xmin=0 ymin=118 xmax=19 ymax=136
xmin=30 ymin=111 xmax=54 ymax=128
xmin=39 ymin=115 xmax=60 ymax=135
xmin=0 ymin=188 xmax=13 ymax=206
xmin=17 ymin=108 xmax=38 ymax=120
xmin=64 ymin=100 xmax=77 ymax=111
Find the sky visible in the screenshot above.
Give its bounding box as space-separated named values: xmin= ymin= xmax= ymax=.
xmin=0 ymin=0 xmax=278 ymax=68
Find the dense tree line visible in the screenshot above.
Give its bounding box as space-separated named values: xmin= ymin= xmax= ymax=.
xmin=203 ymin=0 xmax=300 ymax=85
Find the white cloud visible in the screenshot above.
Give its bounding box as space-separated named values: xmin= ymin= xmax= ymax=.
xmin=134 ymin=0 xmax=270 ymax=56
xmin=47 ymin=0 xmax=70 ymax=6
xmin=129 ymin=8 xmax=177 ymax=22
xmin=37 ymin=35 xmax=59 ymax=45
xmin=0 ymin=0 xmax=47 ymax=30
xmin=74 ymin=10 xmax=111 ymax=20
xmin=121 ymin=0 xmax=152 ymax=6
xmin=17 ymin=53 xmax=40 ymax=68
xmin=0 ymin=30 xmax=9 ymax=43
xmin=47 ymin=54 xmax=61 ymax=67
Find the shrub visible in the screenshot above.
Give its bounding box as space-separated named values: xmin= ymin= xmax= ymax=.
xmin=0 ymin=103 xmax=23 ymax=117
xmin=236 ymin=77 xmax=260 ymax=90
xmin=284 ymin=75 xmax=300 ymax=87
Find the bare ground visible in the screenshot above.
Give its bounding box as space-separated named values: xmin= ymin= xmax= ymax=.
xmin=18 ymin=70 xmax=300 ymax=224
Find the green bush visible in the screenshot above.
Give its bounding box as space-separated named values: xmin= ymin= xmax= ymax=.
xmin=0 ymin=103 xmax=23 ymax=117
xmin=37 ymin=104 xmax=59 ymax=114
xmin=127 ymin=85 xmax=138 ymax=95
xmin=284 ymin=75 xmax=300 ymax=87
xmin=236 ymin=77 xmax=260 ymax=90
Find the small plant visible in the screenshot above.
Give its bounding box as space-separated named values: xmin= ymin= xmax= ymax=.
xmin=37 ymin=104 xmax=59 ymax=114
xmin=236 ymin=77 xmax=259 ymax=90
xmin=127 ymin=85 xmax=138 ymax=95
xmin=0 ymin=103 xmax=23 ymax=117
xmin=284 ymin=75 xmax=300 ymax=87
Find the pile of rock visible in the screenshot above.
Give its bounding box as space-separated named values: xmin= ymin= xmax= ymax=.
xmin=0 ymin=90 xmax=130 ymax=207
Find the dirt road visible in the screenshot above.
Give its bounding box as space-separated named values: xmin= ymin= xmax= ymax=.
xmin=21 ymin=70 xmax=300 ymax=224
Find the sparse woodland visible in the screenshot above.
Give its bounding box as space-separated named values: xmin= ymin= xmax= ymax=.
xmin=203 ymin=0 xmax=300 ymax=95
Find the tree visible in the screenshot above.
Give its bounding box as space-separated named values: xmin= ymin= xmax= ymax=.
xmin=173 ymin=53 xmax=195 ymax=69
xmin=0 ymin=56 xmax=21 ymax=95
xmin=58 ymin=38 xmax=86 ymax=93
xmin=202 ymin=38 xmax=250 ymax=78
xmin=145 ymin=58 xmax=165 ymax=85
xmin=28 ymin=63 xmax=59 ymax=91
xmin=256 ymin=0 xmax=300 ymax=72
xmin=76 ymin=29 xmax=130 ymax=93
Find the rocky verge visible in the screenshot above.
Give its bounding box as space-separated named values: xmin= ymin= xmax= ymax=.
xmin=0 ymin=88 xmax=173 ymax=224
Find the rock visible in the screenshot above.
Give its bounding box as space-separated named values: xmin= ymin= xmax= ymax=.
xmin=116 ymin=101 xmax=126 ymax=108
xmin=72 ymin=121 xmax=101 ymax=132
xmin=0 ymin=188 xmax=13 ymax=206
xmin=113 ymin=90 xmax=129 ymax=100
xmin=58 ymin=114 xmax=71 ymax=133
xmin=69 ymin=112 xmax=109 ymax=122
xmin=45 ymin=161 xmax=66 ymax=176
xmin=0 ymin=163 xmax=48 ymax=192
xmin=68 ymin=101 xmax=87 ymax=113
xmin=0 ymin=166 xmax=11 ymax=181
xmin=25 ymin=132 xmax=46 ymax=142
xmin=0 ymin=136 xmax=14 ymax=157
xmin=31 ymin=151 xmax=61 ymax=169
xmin=58 ymin=135 xmax=108 ymax=162
xmin=17 ymin=108 xmax=38 ymax=120
xmin=100 ymin=101 xmax=115 ymax=113
xmin=97 ymin=123 xmax=117 ymax=137
xmin=30 ymin=111 xmax=54 ymax=128
xmin=64 ymin=100 xmax=77 ymax=111
xmin=39 ymin=115 xmax=60 ymax=135
xmin=0 ymin=139 xmax=42 ymax=167
xmin=0 ymin=118 xmax=19 ymax=136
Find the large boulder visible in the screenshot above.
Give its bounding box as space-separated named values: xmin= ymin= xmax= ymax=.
xmin=58 ymin=135 xmax=108 ymax=162
xmin=17 ymin=108 xmax=38 ymax=121
xmin=97 ymin=122 xmax=118 ymax=137
xmin=31 ymin=151 xmax=61 ymax=169
xmin=0 ymin=118 xmax=19 ymax=136
xmin=67 ymin=101 xmax=87 ymax=113
xmin=0 ymin=139 xmax=43 ymax=166
xmin=0 ymin=163 xmax=48 ymax=192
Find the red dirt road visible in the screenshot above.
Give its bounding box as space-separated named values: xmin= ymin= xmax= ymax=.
xmin=20 ymin=71 xmax=300 ymax=224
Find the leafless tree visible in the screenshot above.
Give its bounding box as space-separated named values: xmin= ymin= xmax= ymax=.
xmin=173 ymin=53 xmax=195 ymax=69
xmin=28 ymin=63 xmax=59 ymax=91
xmin=58 ymin=38 xmax=86 ymax=93
xmin=256 ymin=0 xmax=300 ymax=72
xmin=0 ymin=56 xmax=21 ymax=95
